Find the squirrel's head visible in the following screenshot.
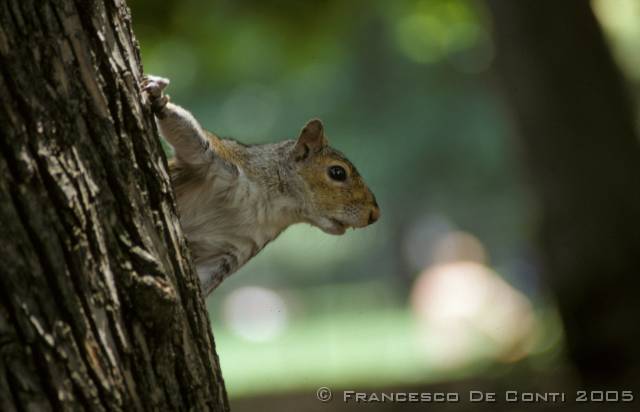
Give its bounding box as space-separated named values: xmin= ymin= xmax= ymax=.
xmin=290 ymin=119 xmax=380 ymax=235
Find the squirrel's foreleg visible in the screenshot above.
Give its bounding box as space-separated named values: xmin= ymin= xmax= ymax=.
xmin=141 ymin=75 xmax=216 ymax=167
xmin=196 ymin=256 xmax=237 ymax=296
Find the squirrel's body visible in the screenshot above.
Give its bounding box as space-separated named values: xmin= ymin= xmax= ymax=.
xmin=170 ymin=137 xmax=303 ymax=290
xmin=142 ymin=76 xmax=379 ymax=294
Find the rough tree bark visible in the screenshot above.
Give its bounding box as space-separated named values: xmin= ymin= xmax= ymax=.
xmin=486 ymin=1 xmax=640 ymax=386
xmin=0 ymin=1 xmax=229 ymax=411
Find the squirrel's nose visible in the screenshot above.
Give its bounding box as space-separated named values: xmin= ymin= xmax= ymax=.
xmin=368 ymin=206 xmax=380 ymax=225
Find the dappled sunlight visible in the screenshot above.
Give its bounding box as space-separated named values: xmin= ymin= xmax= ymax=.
xmin=410 ymin=231 xmax=537 ymax=368
xmin=412 ymin=261 xmax=537 ymax=365
xmin=223 ymin=286 xmax=290 ymax=342
xmin=393 ymin=0 xmax=493 ymax=71
xmin=592 ymin=0 xmax=640 ymax=80
xmin=430 ymin=230 xmax=488 ymax=264
xmin=395 ymin=13 xmax=447 ymax=64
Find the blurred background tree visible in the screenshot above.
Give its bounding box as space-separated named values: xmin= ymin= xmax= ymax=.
xmin=128 ymin=0 xmax=640 ymax=409
xmin=487 ymin=0 xmax=640 ymax=388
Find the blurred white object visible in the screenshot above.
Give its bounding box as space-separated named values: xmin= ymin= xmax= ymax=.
xmin=223 ymin=286 xmax=289 ymax=342
xmin=410 ymin=232 xmax=536 ymax=367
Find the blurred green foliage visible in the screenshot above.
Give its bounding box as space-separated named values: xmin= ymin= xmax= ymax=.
xmin=129 ymin=0 xmax=635 ymax=398
xmin=130 ymin=0 xmax=528 ymax=279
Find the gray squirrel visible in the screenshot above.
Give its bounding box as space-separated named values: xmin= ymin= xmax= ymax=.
xmin=141 ymin=75 xmax=380 ymax=295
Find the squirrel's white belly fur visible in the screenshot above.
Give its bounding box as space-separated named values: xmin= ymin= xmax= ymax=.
xmin=174 ymin=165 xmax=294 ymax=293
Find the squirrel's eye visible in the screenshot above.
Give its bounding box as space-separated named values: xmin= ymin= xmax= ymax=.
xmin=328 ymin=165 xmax=347 ymax=181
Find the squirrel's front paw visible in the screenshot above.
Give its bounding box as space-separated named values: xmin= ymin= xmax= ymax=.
xmin=141 ymin=75 xmax=170 ymax=114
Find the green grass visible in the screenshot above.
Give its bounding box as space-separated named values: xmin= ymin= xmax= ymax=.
xmin=213 ymin=308 xmax=494 ymax=397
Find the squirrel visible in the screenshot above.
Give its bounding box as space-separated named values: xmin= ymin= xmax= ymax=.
xmin=141 ymin=75 xmax=380 ymax=295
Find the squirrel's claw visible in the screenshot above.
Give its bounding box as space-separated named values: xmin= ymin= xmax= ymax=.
xmin=141 ymin=75 xmax=171 ymax=114
xmin=141 ymin=74 xmax=170 ymax=88
xmin=141 ymin=75 xmax=169 ymax=95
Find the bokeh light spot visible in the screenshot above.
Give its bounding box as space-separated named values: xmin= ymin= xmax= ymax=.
xmin=223 ymin=287 xmax=289 ymax=342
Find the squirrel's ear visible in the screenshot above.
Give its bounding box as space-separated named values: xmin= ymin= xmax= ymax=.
xmin=292 ymin=119 xmax=328 ymax=161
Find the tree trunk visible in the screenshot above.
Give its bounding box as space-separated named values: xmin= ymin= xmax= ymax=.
xmin=486 ymin=1 xmax=640 ymax=386
xmin=0 ymin=1 xmax=229 ymax=410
